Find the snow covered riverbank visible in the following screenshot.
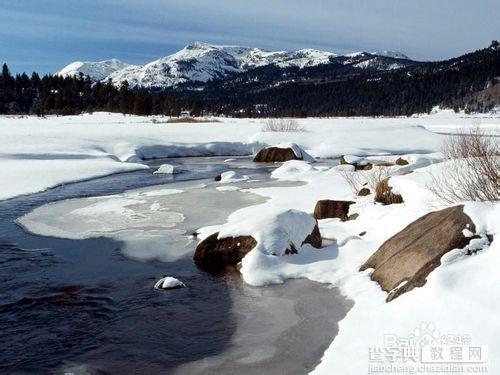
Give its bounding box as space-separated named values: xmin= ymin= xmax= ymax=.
xmin=7 ymin=108 xmax=499 ymax=374
xmin=1 ymin=110 xmax=498 ymax=201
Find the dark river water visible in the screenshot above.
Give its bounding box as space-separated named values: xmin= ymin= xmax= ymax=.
xmin=0 ymin=157 xmax=350 ymax=375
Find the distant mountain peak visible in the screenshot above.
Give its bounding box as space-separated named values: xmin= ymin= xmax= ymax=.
xmin=56 ymin=59 xmax=133 ymax=81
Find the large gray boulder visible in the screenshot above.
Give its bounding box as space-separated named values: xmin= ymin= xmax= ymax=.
xmin=360 ymin=205 xmax=477 ymax=302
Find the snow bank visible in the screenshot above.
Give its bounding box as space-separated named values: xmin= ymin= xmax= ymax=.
xmin=1 ymin=111 xmax=496 ymax=200
xmin=195 ymin=150 xmax=500 ymax=374
xmin=0 ymin=158 xmax=148 ymax=201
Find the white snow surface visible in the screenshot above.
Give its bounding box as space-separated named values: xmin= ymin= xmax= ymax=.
xmin=56 ymin=59 xmax=133 ymax=81
xmin=199 ymin=155 xmax=499 ymax=374
xmin=5 ymin=109 xmax=499 ymax=373
xmin=0 ymin=110 xmax=498 ymax=201
xmin=154 ymin=276 xmax=186 ymax=290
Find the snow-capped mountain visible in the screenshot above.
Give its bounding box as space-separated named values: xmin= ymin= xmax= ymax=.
xmin=56 ymin=42 xmax=411 ymax=89
xmin=56 ymin=59 xmax=134 ymax=81
xmin=106 ymin=42 xmax=337 ymax=89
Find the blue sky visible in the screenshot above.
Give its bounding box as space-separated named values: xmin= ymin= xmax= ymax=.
xmin=1 ymin=0 xmax=499 ymax=74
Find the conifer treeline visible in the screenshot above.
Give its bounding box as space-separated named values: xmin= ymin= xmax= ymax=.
xmin=0 ymin=64 xmax=202 ymax=116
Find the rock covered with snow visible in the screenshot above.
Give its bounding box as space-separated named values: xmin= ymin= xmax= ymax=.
xmin=56 ymin=59 xmax=133 ymax=81
xmin=360 ymin=205 xmax=478 ymax=301
xmin=194 ymin=209 xmax=321 ymax=270
xmin=253 ymin=143 xmax=315 ymax=163
xmin=153 ymin=164 xmax=183 ymax=174
xmin=215 ymin=170 xmax=249 ymax=183
xmin=154 ymin=276 xmax=186 ymax=290
xmin=339 ymin=155 xmax=373 ymax=170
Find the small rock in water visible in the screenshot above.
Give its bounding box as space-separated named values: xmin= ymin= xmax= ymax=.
xmin=154 ymin=276 xmax=186 ymax=290
xmin=153 ymin=164 xmax=183 ymax=175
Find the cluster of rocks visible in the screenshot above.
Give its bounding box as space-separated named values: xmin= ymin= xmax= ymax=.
xmin=192 ymin=144 xmax=486 ymax=302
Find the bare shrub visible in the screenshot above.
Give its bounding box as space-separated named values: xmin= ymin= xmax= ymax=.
xmin=340 ymin=166 xmax=391 ymax=197
xmin=429 ymin=127 xmax=499 ymax=203
xmin=375 ymin=178 xmax=404 ymax=205
xmin=261 ymin=118 xmax=303 ymax=132
xmin=339 ymin=168 xmax=365 ymax=195
xmin=165 ymin=117 xmax=221 ymax=124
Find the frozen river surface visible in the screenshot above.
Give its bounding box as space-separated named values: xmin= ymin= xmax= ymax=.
xmin=0 ymin=156 xmax=351 ymax=374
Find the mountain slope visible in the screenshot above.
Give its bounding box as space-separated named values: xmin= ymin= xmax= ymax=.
xmin=106 ymin=42 xmax=338 ymax=89
xmin=182 ymin=42 xmax=500 ymax=117
xmin=56 ymin=42 xmax=411 ymax=89
xmin=56 ymin=59 xmax=133 ymax=81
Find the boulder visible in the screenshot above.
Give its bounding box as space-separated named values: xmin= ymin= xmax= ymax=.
xmin=194 ymin=234 xmax=258 ymax=270
xmin=194 ymin=222 xmax=322 ymax=270
xmin=253 ymin=143 xmax=314 ymax=163
xmin=395 ymin=157 xmax=409 ymax=166
xmin=254 ymin=147 xmax=297 ymax=162
xmin=360 ymin=205 xmax=477 ymax=302
xmin=302 ymin=222 xmax=322 ymax=248
xmin=358 ymin=187 xmax=371 ymax=196
xmin=314 ymin=200 xmax=354 ymax=221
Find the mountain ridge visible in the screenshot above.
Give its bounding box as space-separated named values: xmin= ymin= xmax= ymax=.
xmin=56 ymin=42 xmax=411 ymax=88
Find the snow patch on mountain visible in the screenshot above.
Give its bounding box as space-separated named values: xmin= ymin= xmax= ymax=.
xmin=56 ymin=59 xmax=133 ymax=81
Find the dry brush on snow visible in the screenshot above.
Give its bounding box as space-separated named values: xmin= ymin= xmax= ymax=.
xmin=261 ymin=118 xmax=304 ymax=132
xmin=429 ymin=127 xmax=499 ymax=203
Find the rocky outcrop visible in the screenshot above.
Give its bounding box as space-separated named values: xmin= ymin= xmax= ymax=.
xmin=314 ymin=200 xmax=355 ymax=221
xmin=360 ymin=205 xmax=477 ymax=302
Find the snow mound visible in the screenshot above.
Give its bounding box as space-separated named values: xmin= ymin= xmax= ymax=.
xmin=153 ymin=164 xmax=184 ymax=174
xmin=271 ymin=160 xmax=314 ymax=178
xmin=218 ymin=171 xmax=249 ymax=183
xmin=154 ymin=276 xmax=186 ymax=290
